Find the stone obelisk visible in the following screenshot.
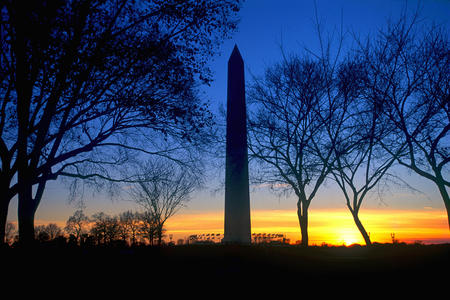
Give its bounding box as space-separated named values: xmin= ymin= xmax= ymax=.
xmin=223 ymin=45 xmax=251 ymax=244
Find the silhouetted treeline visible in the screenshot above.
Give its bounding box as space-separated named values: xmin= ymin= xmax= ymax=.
xmin=4 ymin=218 xmax=294 ymax=247
xmin=4 ymin=209 xmax=177 ymax=247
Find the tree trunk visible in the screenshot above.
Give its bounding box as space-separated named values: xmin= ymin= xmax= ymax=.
xmin=435 ymin=175 xmax=450 ymax=230
xmin=297 ymin=200 xmax=309 ymax=247
xmin=18 ymin=176 xmax=48 ymax=246
xmin=157 ymin=223 xmax=164 ymax=246
xmin=350 ymin=209 xmax=372 ymax=246
xmin=18 ymin=185 xmax=37 ymax=246
xmin=157 ymin=232 xmax=162 ymax=245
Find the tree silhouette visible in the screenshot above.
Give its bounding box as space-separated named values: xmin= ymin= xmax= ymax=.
xmin=248 ymin=55 xmax=341 ymax=246
xmin=0 ymin=0 xmax=242 ymax=244
xmin=247 ymin=5 xmax=351 ymax=246
xmin=118 ymin=210 xmax=141 ymax=245
xmin=35 ymin=223 xmax=63 ymax=242
xmin=128 ymin=159 xmax=197 ymax=245
xmin=326 ymin=56 xmax=398 ymax=246
xmin=90 ymin=212 xmax=120 ymax=245
xmin=355 ymin=13 xmax=449 ymax=228
xmin=65 ymin=209 xmax=90 ymax=244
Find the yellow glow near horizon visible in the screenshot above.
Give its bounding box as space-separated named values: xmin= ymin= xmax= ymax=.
xmin=28 ymin=208 xmax=449 ymax=245
xmin=165 ymin=208 xmax=450 ymax=245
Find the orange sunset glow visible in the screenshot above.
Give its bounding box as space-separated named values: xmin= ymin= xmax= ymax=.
xmin=165 ymin=208 xmax=450 ymax=245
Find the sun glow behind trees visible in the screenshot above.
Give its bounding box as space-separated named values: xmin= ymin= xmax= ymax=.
xmin=9 ymin=207 xmax=448 ymax=245
xmin=164 ymin=208 xmax=450 ymax=245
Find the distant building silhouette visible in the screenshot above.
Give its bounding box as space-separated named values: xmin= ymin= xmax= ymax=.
xmin=223 ymin=45 xmax=251 ymax=244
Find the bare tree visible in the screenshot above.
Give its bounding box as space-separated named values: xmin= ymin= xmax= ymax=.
xmin=246 ymin=3 xmax=352 ymax=246
xmin=138 ymin=211 xmax=158 ymax=246
xmin=118 ymin=210 xmax=141 ymax=245
xmin=34 ymin=225 xmax=49 ymax=242
xmin=89 ymin=212 xmax=121 ymax=245
xmin=355 ymin=13 xmax=449 ymax=228
xmin=45 ymin=223 xmax=63 ymax=240
xmin=0 ymin=0 xmax=242 ymax=244
xmin=248 ymin=53 xmax=345 ymax=246
xmin=324 ymin=56 xmax=399 ymax=246
xmin=35 ymin=223 xmax=63 ymax=242
xmin=129 ymin=159 xmax=198 ymax=245
xmin=65 ymin=209 xmax=90 ymax=244
xmin=34 ymin=223 xmax=59 ymax=241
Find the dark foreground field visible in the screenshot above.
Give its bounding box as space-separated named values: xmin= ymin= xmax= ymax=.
xmin=3 ymin=243 xmax=449 ymax=295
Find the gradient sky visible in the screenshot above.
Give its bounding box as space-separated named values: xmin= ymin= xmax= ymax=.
xmin=7 ymin=0 xmax=450 ymax=244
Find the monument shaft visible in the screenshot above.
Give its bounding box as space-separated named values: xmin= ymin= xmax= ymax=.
xmin=223 ymin=45 xmax=251 ymax=244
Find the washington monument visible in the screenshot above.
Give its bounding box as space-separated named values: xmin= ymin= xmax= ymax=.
xmin=223 ymin=45 xmax=251 ymax=244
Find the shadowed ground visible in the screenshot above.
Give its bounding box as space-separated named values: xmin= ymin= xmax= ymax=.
xmin=3 ymin=243 xmax=449 ymax=293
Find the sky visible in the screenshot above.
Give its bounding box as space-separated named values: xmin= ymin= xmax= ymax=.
xmin=7 ymin=0 xmax=450 ymax=244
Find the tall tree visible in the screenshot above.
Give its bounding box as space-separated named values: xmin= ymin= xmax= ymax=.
xmin=248 ymin=54 xmax=343 ymax=246
xmin=0 ymin=0 xmax=242 ymax=244
xmin=356 ymin=14 xmax=449 ymax=228
xmin=35 ymin=223 xmax=63 ymax=242
xmin=118 ymin=210 xmax=141 ymax=245
xmin=128 ymin=159 xmax=197 ymax=245
xmin=90 ymin=212 xmax=121 ymax=245
xmin=326 ymin=56 xmax=398 ymax=246
xmin=65 ymin=209 xmax=90 ymax=244
xmin=138 ymin=211 xmax=158 ymax=246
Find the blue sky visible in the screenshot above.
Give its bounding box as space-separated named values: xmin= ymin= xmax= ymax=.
xmin=206 ymin=0 xmax=449 ymax=107
xmin=200 ymin=0 xmax=449 ymax=206
xmin=7 ymin=0 xmax=450 ymax=225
